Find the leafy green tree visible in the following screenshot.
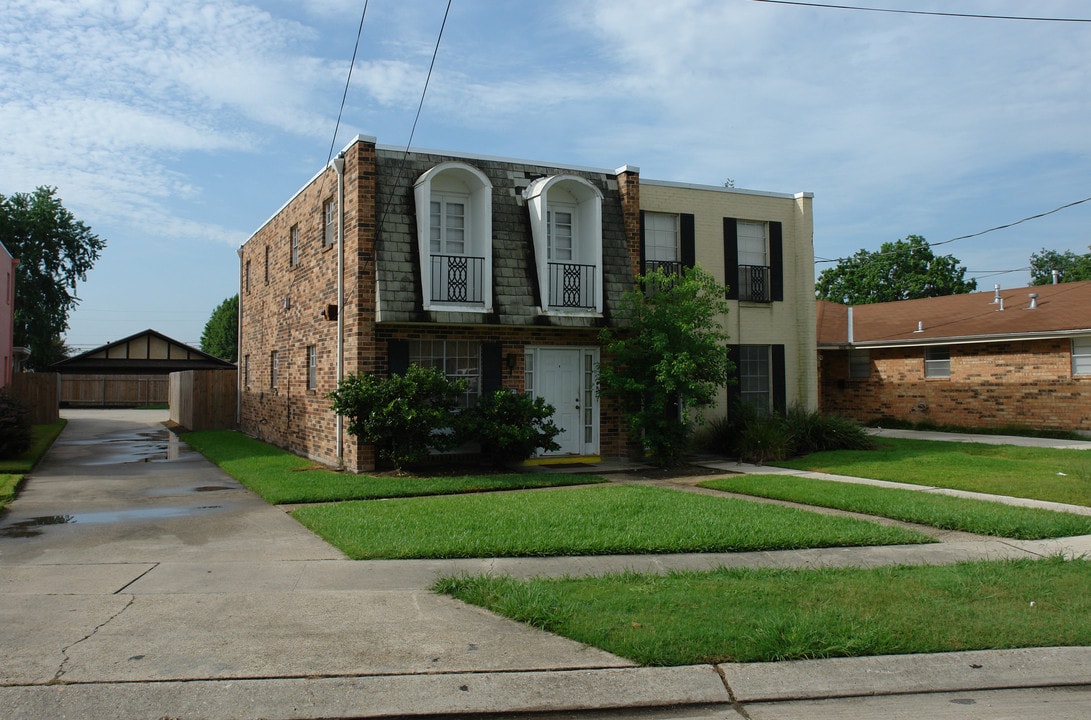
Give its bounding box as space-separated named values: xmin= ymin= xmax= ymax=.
xmin=200 ymin=294 xmax=239 ymax=361
xmin=598 ymin=266 xmax=733 ymax=466
xmin=1029 ymin=247 xmax=1091 ymax=285
xmin=816 ymin=235 xmax=976 ymax=305
xmin=328 ymin=365 xmax=465 ymax=470
xmin=0 ymin=186 xmax=106 ymax=369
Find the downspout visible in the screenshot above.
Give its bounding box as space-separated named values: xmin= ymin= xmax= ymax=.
xmin=846 ymin=306 xmax=854 ymax=345
xmin=332 ymin=152 xmax=346 ymax=468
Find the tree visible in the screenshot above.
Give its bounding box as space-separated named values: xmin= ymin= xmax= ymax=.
xmin=1029 ymin=246 xmax=1091 ymax=285
xmin=598 ymin=266 xmax=733 ymax=466
xmin=816 ymin=235 xmax=976 ymax=305
xmin=328 ymin=365 xmax=466 ymax=470
xmin=0 ymin=186 xmax=105 ymax=369
xmin=200 ymin=295 xmax=239 ymax=361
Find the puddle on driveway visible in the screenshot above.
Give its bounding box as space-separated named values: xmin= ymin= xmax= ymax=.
xmin=67 ymin=428 xmax=194 ymax=465
xmin=0 ymin=506 xmax=224 ymax=538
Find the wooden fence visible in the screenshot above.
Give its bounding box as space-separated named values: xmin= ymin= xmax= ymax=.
xmin=170 ymin=369 xmax=237 ymax=431
xmin=60 ymin=374 xmax=169 ymax=407
xmin=8 ymin=373 xmax=60 ymax=424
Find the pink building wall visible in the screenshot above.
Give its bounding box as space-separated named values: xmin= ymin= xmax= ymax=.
xmin=0 ymin=241 xmax=17 ymax=388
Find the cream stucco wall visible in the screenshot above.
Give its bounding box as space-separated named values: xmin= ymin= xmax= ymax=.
xmin=639 ymin=181 xmax=818 ymax=416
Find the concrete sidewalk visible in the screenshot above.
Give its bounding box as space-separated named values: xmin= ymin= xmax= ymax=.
xmin=1 ymin=410 xmax=1088 ymax=719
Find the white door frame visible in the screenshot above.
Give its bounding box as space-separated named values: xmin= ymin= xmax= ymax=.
xmin=525 ymin=345 xmax=599 ymax=456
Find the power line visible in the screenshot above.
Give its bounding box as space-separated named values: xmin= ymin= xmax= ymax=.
xmin=327 ymin=0 xmax=371 ymax=166
xmin=815 ymin=195 xmax=1091 ymax=265
xmin=752 ymin=1 xmax=1091 ymax=23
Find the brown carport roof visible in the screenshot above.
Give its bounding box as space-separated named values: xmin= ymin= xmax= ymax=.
xmin=817 ymin=280 xmax=1091 ymax=347
xmin=50 ymin=329 xmax=235 ymax=374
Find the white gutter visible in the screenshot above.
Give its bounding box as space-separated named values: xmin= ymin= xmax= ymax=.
xmin=332 ymin=153 xmax=346 ymax=468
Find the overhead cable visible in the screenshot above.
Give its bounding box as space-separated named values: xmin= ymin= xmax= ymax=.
xmin=752 ymin=0 xmax=1091 ymax=23
xmin=327 ymin=0 xmax=371 ymax=166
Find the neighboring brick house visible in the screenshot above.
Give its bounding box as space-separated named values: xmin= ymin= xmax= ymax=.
xmin=817 ymin=280 xmax=1091 ymax=431
xmin=238 ymin=136 xmax=817 ymax=471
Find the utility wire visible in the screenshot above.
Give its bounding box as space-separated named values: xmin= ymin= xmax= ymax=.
xmin=815 ymin=196 xmax=1091 ymax=265
xmin=752 ymin=0 xmax=1091 ymax=23
xmin=327 ymin=0 xmax=371 ymax=166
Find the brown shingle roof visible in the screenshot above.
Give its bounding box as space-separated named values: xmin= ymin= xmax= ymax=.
xmin=817 ymin=280 xmax=1091 ymax=347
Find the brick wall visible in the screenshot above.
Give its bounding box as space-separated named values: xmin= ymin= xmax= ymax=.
xmin=819 ymin=338 xmax=1091 ymax=431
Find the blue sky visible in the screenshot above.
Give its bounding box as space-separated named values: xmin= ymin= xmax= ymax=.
xmin=2 ymin=0 xmax=1089 ymax=352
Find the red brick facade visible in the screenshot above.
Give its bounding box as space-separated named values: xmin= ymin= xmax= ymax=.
xmin=819 ymin=338 xmax=1091 ymax=431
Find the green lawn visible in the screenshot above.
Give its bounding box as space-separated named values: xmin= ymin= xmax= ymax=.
xmin=775 ymin=437 xmax=1091 ymax=506
xmin=291 ymin=484 xmax=932 ymax=559
xmin=182 ymin=429 xmax=605 ymax=504
xmin=0 ymin=420 xmax=67 ymax=511
xmin=699 ymin=474 xmax=1091 ymax=540
xmin=437 ymin=556 xmax=1091 ymax=665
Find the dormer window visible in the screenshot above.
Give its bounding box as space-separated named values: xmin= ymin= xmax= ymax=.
xmin=414 ymin=162 xmax=493 ymax=311
xmin=524 ymin=175 xmax=603 ymax=313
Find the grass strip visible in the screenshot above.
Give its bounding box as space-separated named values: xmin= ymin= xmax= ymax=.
xmin=291 ymin=484 xmax=932 ymax=559
xmin=1 ymin=474 xmax=21 ymax=509
xmin=436 ymin=556 xmax=1091 ymax=665
xmin=0 ymin=420 xmax=67 ymax=474
xmin=182 ymin=429 xmax=604 ymax=504
xmin=776 ymin=437 xmax=1091 ymax=507
xmin=698 ymin=474 xmax=1091 ymax=540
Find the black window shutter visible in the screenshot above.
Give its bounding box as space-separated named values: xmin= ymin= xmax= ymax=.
xmin=772 ymin=344 xmax=787 ymax=414
xmin=723 ymin=218 xmax=738 ymax=300
xmin=726 ymin=344 xmax=741 ymax=414
xmin=481 ymin=342 xmax=503 ymax=393
xmin=680 ymin=213 xmax=696 ymax=268
xmin=770 ymin=221 xmax=784 ymax=302
xmin=388 ymin=339 xmax=409 ymax=376
xmin=638 ymin=210 xmax=647 ymax=276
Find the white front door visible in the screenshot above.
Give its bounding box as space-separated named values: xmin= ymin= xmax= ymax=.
xmin=531 ymin=347 xmax=598 ymax=456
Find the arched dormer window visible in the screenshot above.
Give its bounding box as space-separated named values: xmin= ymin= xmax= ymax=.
xmin=523 ymin=175 xmax=603 ymax=313
xmin=414 ymin=162 xmax=493 ymax=311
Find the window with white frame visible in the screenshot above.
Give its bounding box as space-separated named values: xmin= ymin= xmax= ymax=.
xmin=644 ymin=212 xmax=679 ymax=273
xmin=409 ymin=339 xmax=481 ymax=407
xmin=739 ymin=345 xmax=772 ymax=412
xmin=547 ymin=204 xmax=575 ymax=261
xmin=306 ymin=345 xmax=317 ymax=389
xmin=270 ymin=350 xmax=279 ymax=388
xmin=290 ymin=224 xmax=300 ymax=266
xmin=737 ymin=221 xmax=770 ymax=302
xmin=1072 ymin=337 xmax=1091 ymax=376
xmin=323 ymin=198 xmax=336 ymax=247
xmin=414 ymin=163 xmax=493 ymax=309
xmin=849 ymin=348 xmax=870 ymax=379
xmin=924 ymin=346 xmax=950 ymax=378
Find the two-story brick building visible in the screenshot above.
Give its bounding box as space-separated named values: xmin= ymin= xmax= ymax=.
xmin=238 ymin=136 xmax=816 ymax=471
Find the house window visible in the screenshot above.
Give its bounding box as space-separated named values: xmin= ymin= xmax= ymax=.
xmin=290 ymin=224 xmax=300 ymax=266
xmin=306 ymin=345 xmax=317 ymax=389
xmin=524 ymin=351 xmax=535 ymax=397
xmin=523 ymin=175 xmax=604 ymax=312
xmin=644 ymin=212 xmax=679 ymax=274
xmin=245 ymin=259 xmax=251 ymax=294
xmin=409 ymin=339 xmax=481 ymax=407
xmin=739 ymin=345 xmax=772 ymax=412
xmin=244 ymin=354 xmax=250 ymax=387
xmin=270 ymin=350 xmax=279 ymax=388
xmin=849 ymin=348 xmax=870 ymax=379
xmin=1072 ymin=337 xmax=1091 ymax=376
xmin=737 ymin=221 xmax=770 ymax=302
xmin=924 ymin=346 xmax=950 ymax=378
xmin=414 ymin=163 xmax=493 ymax=309
xmin=323 ymin=198 xmax=336 ymax=247
xmin=264 ymin=246 xmax=270 ymax=284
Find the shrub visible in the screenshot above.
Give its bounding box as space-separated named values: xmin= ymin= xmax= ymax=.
xmin=329 ymin=366 xmax=466 ymax=470
xmin=465 ymin=390 xmax=562 ymax=466
xmin=784 ymin=405 xmax=874 ymax=455
xmin=734 ymin=412 xmax=793 ymax=464
xmin=0 ymin=389 xmax=31 ymax=459
xmin=699 ymin=405 xmax=873 ymax=463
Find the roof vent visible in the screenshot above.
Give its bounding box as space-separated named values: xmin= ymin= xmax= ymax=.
xmin=1027 ymin=292 xmax=1038 ymax=310
xmin=914 ymin=321 xmax=924 ymax=333
xmin=992 ymin=284 xmax=1000 ymax=304
xmin=997 ymin=297 xmax=1004 ymax=311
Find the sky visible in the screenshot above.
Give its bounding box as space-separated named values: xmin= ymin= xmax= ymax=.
xmin=2 ymin=0 xmax=1089 ymax=353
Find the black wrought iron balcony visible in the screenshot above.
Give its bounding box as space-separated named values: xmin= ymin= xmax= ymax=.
xmin=738 ymin=264 xmax=772 ymax=303
xmin=430 ymin=254 xmax=485 ymax=305
xmin=547 ymin=262 xmax=596 ymax=309
xmin=645 ymin=260 xmax=682 ymax=276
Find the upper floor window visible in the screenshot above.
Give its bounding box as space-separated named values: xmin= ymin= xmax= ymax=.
xmin=306 ymin=345 xmax=317 ymax=389
xmin=644 ymin=212 xmax=679 ymax=274
xmin=245 ymin=259 xmax=251 ymax=294
xmin=270 ymin=350 xmax=279 ymax=388
xmin=264 ymin=245 xmax=270 ymax=284
xmin=323 ymin=198 xmax=336 ymax=247
xmin=1072 ymin=337 xmax=1091 ymax=376
xmin=414 ymin=162 xmax=493 ymax=311
xmin=524 ymin=175 xmax=603 ymax=313
xmin=924 ymin=346 xmax=950 ymax=378
xmin=290 ymin=224 xmax=300 ymax=266
xmin=724 ymin=218 xmax=783 ymax=303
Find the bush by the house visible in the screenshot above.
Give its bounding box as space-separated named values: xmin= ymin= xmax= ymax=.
xmin=696 ymin=404 xmax=872 ymax=464
xmin=784 ymin=405 xmax=874 ymax=455
xmin=465 ymin=390 xmax=562 ymax=466
xmin=0 ymin=389 xmax=31 ymax=459
xmin=329 ymin=366 xmax=466 ymax=471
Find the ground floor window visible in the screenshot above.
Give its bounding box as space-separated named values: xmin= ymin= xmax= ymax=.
xmin=738 ymin=345 xmax=771 ymax=412
xmin=848 ymin=348 xmax=870 ymax=379
xmin=270 ymin=350 xmax=279 ymax=388
xmin=924 ymin=346 xmax=950 ymax=378
xmin=1073 ymin=337 xmax=1091 ymax=376
xmin=409 ymin=339 xmax=481 ymax=407
xmin=306 ymin=345 xmax=317 ymax=389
